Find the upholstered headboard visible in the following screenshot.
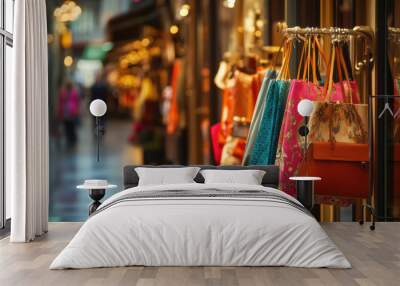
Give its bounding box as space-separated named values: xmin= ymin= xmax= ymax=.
xmin=123 ymin=165 xmax=280 ymax=189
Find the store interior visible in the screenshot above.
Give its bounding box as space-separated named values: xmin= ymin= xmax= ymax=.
xmin=45 ymin=0 xmax=399 ymax=223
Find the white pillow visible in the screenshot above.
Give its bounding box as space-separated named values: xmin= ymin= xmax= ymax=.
xmin=135 ymin=167 xmax=201 ymax=186
xmin=200 ymin=169 xmax=266 ymax=185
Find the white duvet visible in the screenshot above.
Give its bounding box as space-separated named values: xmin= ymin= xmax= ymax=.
xmin=50 ymin=183 xmax=351 ymax=269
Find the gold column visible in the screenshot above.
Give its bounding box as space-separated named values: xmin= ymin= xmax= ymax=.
xmin=319 ymin=0 xmax=335 ymax=222
xmin=186 ymin=0 xmax=202 ymax=164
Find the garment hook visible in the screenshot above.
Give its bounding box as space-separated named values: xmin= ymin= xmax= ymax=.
xmin=378 ymin=102 xmax=394 ymax=119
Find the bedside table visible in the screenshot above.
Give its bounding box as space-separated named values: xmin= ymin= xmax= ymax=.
xmin=77 ymin=180 xmax=117 ymax=215
xmin=290 ymin=176 xmax=321 ymax=211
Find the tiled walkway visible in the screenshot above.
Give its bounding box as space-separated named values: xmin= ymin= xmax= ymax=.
xmin=49 ymin=116 xmax=142 ymax=221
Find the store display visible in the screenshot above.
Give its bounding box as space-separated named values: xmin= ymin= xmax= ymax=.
xmin=238 ymin=27 xmax=373 ymax=197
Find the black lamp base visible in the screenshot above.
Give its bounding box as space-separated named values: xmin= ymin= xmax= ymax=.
xmin=88 ymin=189 xmax=105 ymax=215
xmin=296 ymin=180 xmax=315 ymax=211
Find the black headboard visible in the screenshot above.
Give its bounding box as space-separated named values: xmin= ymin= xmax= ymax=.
xmin=123 ymin=165 xmax=280 ymax=189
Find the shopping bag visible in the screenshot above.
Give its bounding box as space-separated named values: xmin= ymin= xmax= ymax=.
xmin=309 ymin=101 xmax=368 ymax=143
xmin=309 ymin=45 xmax=367 ymax=144
xmin=278 ymin=80 xmax=323 ymax=196
xmin=299 ymin=142 xmax=369 ymax=198
xmin=242 ymin=69 xmax=276 ymax=165
xmin=249 ymin=79 xmax=290 ymax=165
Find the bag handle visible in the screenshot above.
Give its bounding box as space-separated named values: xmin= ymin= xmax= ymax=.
xmin=276 ymin=39 xmax=288 ymax=80
xmin=338 ymin=45 xmax=353 ymax=103
xmin=301 ymin=36 xmax=328 ymax=85
xmin=301 ymin=36 xmax=312 ymax=82
xmin=272 ymin=37 xmax=286 ymax=72
xmin=302 ymin=37 xmax=318 ymax=84
xmin=314 ymin=36 xmax=328 ymax=71
xmin=277 ymin=39 xmax=293 ymax=80
xmin=322 ymin=43 xmax=336 ymax=101
xmin=296 ymin=37 xmax=308 ymax=80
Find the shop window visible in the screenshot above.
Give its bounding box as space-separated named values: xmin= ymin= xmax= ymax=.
xmin=1 ymin=0 xmax=14 ymax=230
xmin=5 ymin=0 xmax=14 ymax=33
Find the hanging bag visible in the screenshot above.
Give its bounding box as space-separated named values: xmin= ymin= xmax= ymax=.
xmin=309 ymin=43 xmax=368 ymax=144
xmin=242 ymin=69 xmax=276 ymax=165
xmin=247 ymin=39 xmax=292 ymax=165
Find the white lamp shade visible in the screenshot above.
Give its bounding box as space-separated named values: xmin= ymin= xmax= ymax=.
xmin=89 ymin=99 xmax=107 ymax=117
xmin=297 ymin=99 xmax=314 ymax=117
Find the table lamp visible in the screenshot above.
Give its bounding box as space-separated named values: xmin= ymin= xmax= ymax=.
xmin=89 ymin=99 xmax=107 ymax=162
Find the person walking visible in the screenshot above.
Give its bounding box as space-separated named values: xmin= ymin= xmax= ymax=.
xmin=57 ymin=79 xmax=80 ymax=148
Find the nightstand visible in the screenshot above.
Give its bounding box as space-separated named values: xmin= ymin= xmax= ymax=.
xmin=77 ymin=180 xmax=117 ymax=215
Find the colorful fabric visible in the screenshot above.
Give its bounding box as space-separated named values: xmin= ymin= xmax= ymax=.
xmin=167 ymin=60 xmax=181 ymax=134
xmin=394 ymin=79 xmax=400 ymax=143
xmin=218 ymin=88 xmax=234 ymax=145
xmin=231 ymin=71 xmax=258 ymax=121
xmin=242 ymin=70 xmax=276 ymax=165
xmin=134 ymin=77 xmax=157 ymax=121
xmin=249 ymin=79 xmax=290 ymax=165
xmin=220 ymin=136 xmax=246 ymax=165
xmin=218 ymin=71 xmax=261 ymax=146
xmin=211 ymin=123 xmax=223 ymax=165
xmin=331 ymin=81 xmax=360 ymax=103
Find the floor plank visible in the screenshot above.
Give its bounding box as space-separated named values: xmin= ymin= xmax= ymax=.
xmin=0 ymin=222 xmax=399 ymax=286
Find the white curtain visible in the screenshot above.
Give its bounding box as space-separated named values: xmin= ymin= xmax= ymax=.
xmin=7 ymin=0 xmax=49 ymax=242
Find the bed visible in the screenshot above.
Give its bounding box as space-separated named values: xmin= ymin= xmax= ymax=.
xmin=50 ymin=165 xmax=350 ymax=269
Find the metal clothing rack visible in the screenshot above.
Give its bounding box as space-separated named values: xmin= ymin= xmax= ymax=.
xmin=283 ymin=26 xmax=372 ymax=37
xmin=282 ymin=26 xmax=374 ymax=66
xmin=279 ymin=25 xmax=377 ymax=230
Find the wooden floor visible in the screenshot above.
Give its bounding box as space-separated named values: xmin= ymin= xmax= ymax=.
xmin=0 ymin=222 xmax=399 ymax=286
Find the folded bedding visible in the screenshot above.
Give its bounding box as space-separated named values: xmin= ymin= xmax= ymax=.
xmin=50 ymin=183 xmax=351 ymax=269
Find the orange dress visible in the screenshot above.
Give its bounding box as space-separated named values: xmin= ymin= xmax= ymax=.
xmin=167 ymin=59 xmax=181 ymax=135
xmin=219 ymin=71 xmax=262 ymax=164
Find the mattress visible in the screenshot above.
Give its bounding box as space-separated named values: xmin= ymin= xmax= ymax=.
xmin=50 ymin=183 xmax=351 ymax=269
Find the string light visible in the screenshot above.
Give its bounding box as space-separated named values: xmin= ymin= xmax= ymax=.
xmin=223 ymin=0 xmax=236 ymax=8
xmin=179 ymin=4 xmax=190 ymax=17
xmin=54 ymin=1 xmax=82 ymax=22
xmin=141 ymin=38 xmax=150 ymax=47
xmin=64 ymin=56 xmax=74 ymax=67
xmin=169 ymin=25 xmax=179 ymax=35
xmin=47 ymin=34 xmax=54 ymax=44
